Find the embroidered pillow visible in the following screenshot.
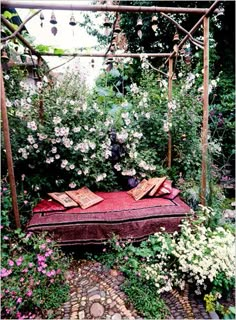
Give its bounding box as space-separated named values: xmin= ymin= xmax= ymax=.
xmin=48 ymin=192 xmax=78 ymax=208
xmin=163 ymin=188 xmax=180 ymax=200
xmin=155 ymin=180 xmax=172 ymax=196
xmin=66 ymin=187 xmax=104 ymax=209
xmin=127 ymin=179 xmax=155 ymax=201
xmin=148 ymin=177 xmax=167 ymax=196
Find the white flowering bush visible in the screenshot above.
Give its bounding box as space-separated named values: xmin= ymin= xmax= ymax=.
xmin=100 ymin=206 xmax=235 ymax=304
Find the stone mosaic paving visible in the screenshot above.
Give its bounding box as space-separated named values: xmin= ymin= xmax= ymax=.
xmin=53 ymin=260 xmax=211 ymax=320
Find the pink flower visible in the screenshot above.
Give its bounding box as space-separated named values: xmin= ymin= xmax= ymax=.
xmin=3 ymin=235 xmax=9 ymax=240
xmin=26 ymin=290 xmax=33 ymax=297
xmin=124 ymin=256 xmax=129 ymax=261
xmin=0 ymin=268 xmax=12 ymax=277
xmin=8 ymin=259 xmax=14 ymax=267
xmin=16 ymin=256 xmax=24 ymax=266
xmin=46 ymin=238 xmax=51 ymax=243
xmin=56 ymin=269 xmax=61 ymax=274
xmin=37 ymin=254 xmax=46 ymax=263
xmin=45 ymin=249 xmax=53 ymax=257
xmin=50 ymin=279 xmax=54 ymax=283
xmin=24 ymin=200 xmax=28 ymax=205
xmin=17 ymin=297 xmax=22 ymax=304
xmin=24 ymin=190 xmax=27 ymax=194
xmin=40 ymin=244 xmax=46 ymax=250
xmin=20 ymin=277 xmax=24 ymax=282
xmin=22 ymin=268 xmax=28 ymax=273
xmin=3 ymin=187 xmax=7 ymax=191
xmin=28 ymin=262 xmax=33 ymax=268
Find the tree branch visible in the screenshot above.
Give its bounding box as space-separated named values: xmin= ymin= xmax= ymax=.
xmin=1 ymin=10 xmax=41 ymax=42
xmin=46 ymin=56 xmax=76 ymax=75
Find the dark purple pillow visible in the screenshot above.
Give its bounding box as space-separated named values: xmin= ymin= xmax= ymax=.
xmin=163 ymin=188 xmax=180 ymax=200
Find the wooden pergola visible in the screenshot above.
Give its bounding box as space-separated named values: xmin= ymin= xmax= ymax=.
xmin=1 ymin=0 xmax=221 ymax=228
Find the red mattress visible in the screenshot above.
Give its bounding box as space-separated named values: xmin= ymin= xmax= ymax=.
xmin=27 ymin=191 xmax=192 ymax=246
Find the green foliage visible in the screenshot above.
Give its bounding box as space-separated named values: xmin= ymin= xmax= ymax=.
xmin=122 ymin=275 xmax=170 ymax=319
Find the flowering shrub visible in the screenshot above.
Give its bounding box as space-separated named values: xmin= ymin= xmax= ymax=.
xmin=98 ymin=206 xmax=235 ymax=311
xmin=1 ymin=228 xmax=70 ymax=319
xmin=1 ymin=181 xmax=71 ymax=319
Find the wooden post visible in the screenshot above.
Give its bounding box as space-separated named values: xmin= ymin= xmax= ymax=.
xmin=200 ymin=17 xmax=209 ymax=206
xmin=1 ymin=66 xmax=20 ymax=228
xmin=167 ymin=58 xmax=173 ymax=168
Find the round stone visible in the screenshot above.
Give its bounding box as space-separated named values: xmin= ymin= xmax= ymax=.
xmin=111 ymin=313 xmax=122 ymax=320
xmin=90 ymin=302 xmax=105 ymax=318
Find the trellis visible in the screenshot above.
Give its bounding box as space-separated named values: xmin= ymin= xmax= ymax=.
xmin=1 ymin=0 xmax=221 ymax=228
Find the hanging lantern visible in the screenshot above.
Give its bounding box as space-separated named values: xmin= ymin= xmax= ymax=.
xmin=91 ymin=59 xmax=95 ymax=68
xmin=1 ymin=48 xmax=9 ymax=61
xmin=50 ymin=11 xmax=57 ymax=24
xmin=69 ymin=13 xmax=76 ymax=26
xmin=136 ymin=17 xmax=143 ymax=39
xmin=51 ymin=26 xmax=57 ymax=36
xmin=173 ymin=32 xmax=179 ymax=42
xmin=151 ymin=15 xmax=158 ymax=32
xmin=40 ymin=12 xmax=44 ymax=28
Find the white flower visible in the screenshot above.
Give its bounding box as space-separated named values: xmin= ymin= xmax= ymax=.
xmin=55 ymin=154 xmax=60 ymax=159
xmin=133 ymin=132 xmax=143 ymax=139
xmin=83 ymin=168 xmax=89 ymax=175
xmin=69 ymin=182 xmax=76 ymax=188
xmin=51 ymin=147 xmax=57 ymax=154
xmin=61 ymin=159 xmax=68 ymax=168
xmin=70 ymin=100 xmax=75 ymax=105
xmin=72 ymin=127 xmax=81 ymax=133
xmin=33 ymin=144 xmax=38 ymax=149
xmin=145 ymin=112 xmax=151 ymax=119
xmin=4 ymin=75 xmax=10 ymax=80
xmin=130 ymin=83 xmax=139 ymax=94
xmin=88 ymin=141 xmax=96 ymax=150
xmin=27 ymin=135 xmax=35 ymax=144
xmin=96 ymin=173 xmax=107 ymax=182
xmin=27 ymin=121 xmax=37 ymax=131
xmin=69 ymin=164 xmax=75 ymax=170
xmin=77 ymin=170 xmax=82 ymax=175
xmin=53 ymin=116 xmax=62 ymax=125
xmin=114 ymin=163 xmax=121 ymax=171
xmin=121 ymin=168 xmax=136 ymax=176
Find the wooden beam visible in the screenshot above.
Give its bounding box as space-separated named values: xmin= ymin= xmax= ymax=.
xmin=1 ymin=66 xmax=20 ymax=228
xmin=200 ymin=17 xmax=210 ymax=206
xmin=1 ymin=15 xmax=40 ymax=56
xmin=40 ymin=52 xmax=171 ymax=58
xmin=167 ymin=58 xmax=173 ymax=168
xmin=1 ymin=1 xmax=220 ymax=14
xmin=164 ymin=0 xmax=221 ymax=65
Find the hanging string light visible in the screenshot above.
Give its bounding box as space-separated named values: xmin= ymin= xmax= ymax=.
xmin=151 ymin=15 xmax=158 ymax=32
xmin=39 ymin=12 xmax=44 ymax=28
xmin=136 ymin=17 xmax=143 ymax=39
